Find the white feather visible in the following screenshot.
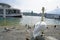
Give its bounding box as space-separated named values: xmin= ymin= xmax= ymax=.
xmin=33 ymin=21 xmax=47 ymax=38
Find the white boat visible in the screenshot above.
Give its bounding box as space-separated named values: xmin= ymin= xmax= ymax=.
xmin=0 ymin=3 xmax=22 ymax=18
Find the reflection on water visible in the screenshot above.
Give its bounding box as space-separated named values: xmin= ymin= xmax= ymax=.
xmin=0 ymin=16 xmax=60 ymax=26
xmin=21 ymin=16 xmax=60 ymax=25
xmin=0 ymin=17 xmax=22 ymax=26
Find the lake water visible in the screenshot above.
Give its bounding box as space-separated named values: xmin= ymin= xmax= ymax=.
xmin=0 ymin=16 xmax=60 ymax=26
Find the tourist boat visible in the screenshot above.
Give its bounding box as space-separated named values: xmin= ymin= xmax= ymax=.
xmin=0 ymin=3 xmax=22 ymax=18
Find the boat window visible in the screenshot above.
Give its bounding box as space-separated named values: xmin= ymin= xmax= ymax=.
xmin=0 ymin=9 xmax=3 ymax=14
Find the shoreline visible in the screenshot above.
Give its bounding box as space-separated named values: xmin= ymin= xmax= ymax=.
xmin=0 ymin=25 xmax=60 ymax=40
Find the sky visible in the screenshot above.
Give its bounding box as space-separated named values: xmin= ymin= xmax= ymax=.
xmin=0 ymin=0 xmax=60 ymax=13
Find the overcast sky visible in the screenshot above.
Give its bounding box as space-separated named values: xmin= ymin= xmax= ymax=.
xmin=0 ymin=0 xmax=60 ymax=13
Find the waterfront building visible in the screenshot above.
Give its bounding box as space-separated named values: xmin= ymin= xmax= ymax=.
xmin=0 ymin=3 xmax=22 ymax=18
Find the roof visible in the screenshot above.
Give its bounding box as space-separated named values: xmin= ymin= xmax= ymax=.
xmin=0 ymin=3 xmax=11 ymax=8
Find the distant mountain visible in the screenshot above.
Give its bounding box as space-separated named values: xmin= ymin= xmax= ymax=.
xmin=46 ymin=8 xmax=60 ymax=14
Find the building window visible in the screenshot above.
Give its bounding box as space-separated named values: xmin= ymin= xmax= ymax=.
xmin=13 ymin=10 xmax=16 ymax=13
xmin=17 ymin=10 xmax=20 ymax=14
xmin=6 ymin=9 xmax=20 ymax=14
xmin=0 ymin=9 xmax=3 ymax=14
xmin=6 ymin=9 xmax=14 ymax=14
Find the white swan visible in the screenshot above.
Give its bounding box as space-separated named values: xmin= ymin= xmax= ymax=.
xmin=33 ymin=21 xmax=47 ymax=38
